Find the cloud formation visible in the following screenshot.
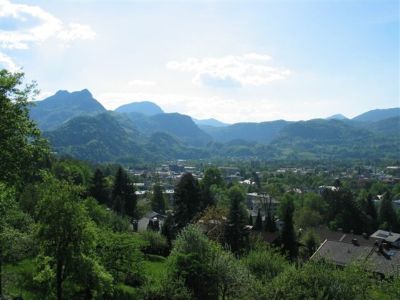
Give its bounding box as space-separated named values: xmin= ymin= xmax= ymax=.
xmin=0 ymin=51 xmax=17 ymax=71
xmin=0 ymin=0 xmax=95 ymax=70
xmin=166 ymin=53 xmax=291 ymax=88
xmin=0 ymin=0 xmax=96 ymax=49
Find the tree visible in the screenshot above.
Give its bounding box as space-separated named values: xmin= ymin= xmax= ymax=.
xmin=151 ymin=183 xmax=166 ymax=214
xmin=111 ymin=167 xmax=137 ymax=219
xmin=0 ymin=69 xmax=48 ymax=187
xmin=168 ymin=225 xmax=254 ymax=300
xmin=254 ymin=209 xmax=262 ymax=230
xmin=364 ymin=193 xmax=378 ymax=233
xmin=300 ymin=230 xmax=319 ymax=259
xmin=280 ymin=196 xmax=298 ymax=259
xmin=224 ymin=186 xmax=248 ymax=254
xmin=248 ymin=214 xmax=253 ymax=226
xmin=379 ymin=191 xmax=398 ymax=231
xmin=174 ymin=173 xmax=201 ymax=230
xmin=201 ymin=167 xmax=224 ymax=208
xmin=36 ymin=177 xmax=96 ymax=300
xmin=89 ymin=169 xmax=109 ymax=206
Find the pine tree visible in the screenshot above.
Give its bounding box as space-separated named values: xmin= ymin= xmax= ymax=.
xmin=225 ymin=186 xmax=248 ymax=253
xmin=254 ymin=209 xmax=262 ymax=230
xmin=379 ymin=191 xmax=398 ymax=231
xmin=248 ymin=214 xmax=253 ymax=226
xmin=265 ymin=207 xmax=277 ymax=232
xmin=174 ymin=173 xmax=201 ymax=230
xmin=201 ymin=167 xmax=224 ymax=208
xmin=281 ymin=198 xmax=298 ymax=259
xmin=365 ymin=193 xmax=378 ymax=232
xmin=151 ymin=183 xmax=166 ymax=214
xmin=89 ymin=169 xmax=109 ymax=205
xmin=111 ymin=166 xmax=137 ymax=218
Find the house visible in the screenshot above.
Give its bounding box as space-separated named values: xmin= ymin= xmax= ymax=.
xmin=311 ymin=230 xmax=400 ymax=277
xmin=247 ymin=193 xmax=279 ymax=216
xmin=370 ymin=230 xmax=400 ymax=248
xmin=137 ymin=211 xmax=166 ymax=232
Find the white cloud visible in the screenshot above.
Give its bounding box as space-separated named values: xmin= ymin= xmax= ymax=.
xmin=128 ymin=79 xmax=157 ymax=87
xmin=166 ymin=53 xmax=291 ymax=88
xmin=0 ymin=51 xmax=18 ymax=71
xmin=0 ymin=0 xmax=96 ymax=49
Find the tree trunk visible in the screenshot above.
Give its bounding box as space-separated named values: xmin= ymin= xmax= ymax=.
xmin=56 ymin=259 xmax=63 ymax=300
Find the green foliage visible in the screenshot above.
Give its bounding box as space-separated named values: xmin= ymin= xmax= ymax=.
xmin=379 ymin=191 xmax=398 ymax=231
xmin=242 ymin=245 xmax=290 ymax=283
xmin=263 ymin=262 xmax=380 ymax=300
xmin=174 ymin=173 xmax=201 ymax=229
xmin=201 ymin=167 xmax=224 ymax=208
xmin=112 ymin=166 xmax=137 ymax=218
xmin=35 ymin=176 xmax=98 ymax=299
xmin=167 ymin=225 xmax=254 ymax=300
xmin=140 ymin=231 xmax=169 ymax=256
xmin=89 ymin=168 xmax=109 ymax=205
xmin=96 ymin=230 xmax=145 ymax=287
xmin=280 ymin=195 xmax=298 ymax=259
xmin=254 ymin=209 xmax=262 ymax=230
xmin=294 ymin=207 xmax=323 ymax=229
xmin=224 ymin=185 xmax=248 ymax=253
xmin=0 ymin=69 xmax=48 ymax=187
xmin=151 ymin=183 xmax=166 ymax=214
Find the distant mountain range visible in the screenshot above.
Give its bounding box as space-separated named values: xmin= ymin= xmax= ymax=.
xmin=115 ymin=101 xmax=164 ymax=115
xmin=30 ymin=90 xmax=400 ymax=163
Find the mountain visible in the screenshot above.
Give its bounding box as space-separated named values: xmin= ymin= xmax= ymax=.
xmin=352 ymin=108 xmax=400 ymax=122
xmin=29 ymin=89 xmax=106 ymax=131
xmin=194 ymin=118 xmax=228 ymax=127
xmin=44 ymin=112 xmax=209 ymax=163
xmin=125 ymin=112 xmax=212 ymax=147
xmin=202 ymin=120 xmax=290 ymax=144
xmin=362 ymin=116 xmax=400 ymax=137
xmin=270 ymin=119 xmax=399 ymax=160
xmin=115 ymin=101 xmax=164 ymax=115
xmin=326 ymin=114 xmax=348 ymax=120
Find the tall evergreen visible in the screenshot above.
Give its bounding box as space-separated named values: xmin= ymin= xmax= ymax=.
xmin=151 ymin=183 xmax=166 ymax=214
xmin=254 ymin=209 xmax=262 ymax=230
xmin=89 ymin=168 xmax=109 ymax=205
xmin=225 ymin=186 xmax=248 ymax=253
xmin=379 ymin=191 xmax=398 ymax=231
xmin=111 ymin=166 xmax=137 ymax=218
xmin=248 ymin=214 xmax=253 ymax=226
xmin=365 ymin=193 xmax=378 ymax=232
xmin=174 ymin=173 xmax=201 ymax=230
xmin=201 ymin=167 xmax=224 ymax=208
xmin=281 ymin=198 xmax=298 ymax=259
xmin=265 ymin=207 xmax=277 ymax=232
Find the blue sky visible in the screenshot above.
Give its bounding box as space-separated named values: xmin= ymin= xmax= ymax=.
xmin=0 ymin=0 xmax=398 ymax=123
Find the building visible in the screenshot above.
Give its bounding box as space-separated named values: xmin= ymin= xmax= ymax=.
xmin=311 ymin=229 xmax=400 ymax=277
xmin=370 ymin=230 xmax=400 ymax=248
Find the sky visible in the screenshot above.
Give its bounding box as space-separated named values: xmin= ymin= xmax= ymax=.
xmin=0 ymin=0 xmax=398 ymax=123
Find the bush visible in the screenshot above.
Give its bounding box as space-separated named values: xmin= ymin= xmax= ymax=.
xmin=140 ymin=231 xmax=169 ymax=256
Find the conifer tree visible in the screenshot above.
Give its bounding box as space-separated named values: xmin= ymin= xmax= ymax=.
xmin=379 ymin=191 xmax=398 ymax=231
xmin=174 ymin=173 xmax=201 ymax=230
xmin=254 ymin=209 xmax=262 ymax=230
xmin=281 ymin=198 xmax=298 ymax=259
xmin=111 ymin=166 xmax=137 ymax=218
xmin=225 ymin=186 xmax=248 ymax=253
xmin=151 ymin=183 xmax=166 ymax=214
xmin=89 ymin=168 xmax=109 ymax=205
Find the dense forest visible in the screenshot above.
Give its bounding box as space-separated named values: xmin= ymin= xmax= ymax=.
xmin=1 ymin=70 xmax=400 ymax=299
